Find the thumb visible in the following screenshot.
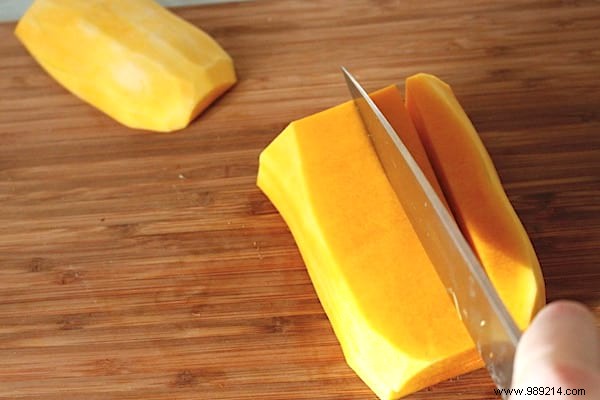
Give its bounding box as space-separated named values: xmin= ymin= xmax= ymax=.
xmin=510 ymin=300 xmax=600 ymax=399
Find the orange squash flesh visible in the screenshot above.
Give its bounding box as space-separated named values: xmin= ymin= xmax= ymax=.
xmin=257 ymin=79 xmax=545 ymax=399
xmin=15 ymin=0 xmax=236 ymax=132
xmin=405 ymin=74 xmax=546 ymax=328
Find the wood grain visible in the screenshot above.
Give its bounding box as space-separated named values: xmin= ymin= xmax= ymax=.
xmin=0 ymin=0 xmax=599 ymax=399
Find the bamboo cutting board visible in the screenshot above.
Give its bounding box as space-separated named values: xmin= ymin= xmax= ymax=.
xmin=1 ymin=1 xmax=599 ymax=399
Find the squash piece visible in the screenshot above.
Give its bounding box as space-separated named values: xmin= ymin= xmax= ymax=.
xmin=15 ymin=0 xmax=236 ymax=132
xmin=405 ymin=74 xmax=546 ymax=329
xmin=257 ymin=82 xmax=544 ymax=399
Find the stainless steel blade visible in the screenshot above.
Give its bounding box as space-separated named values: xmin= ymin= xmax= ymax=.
xmin=342 ymin=67 xmax=520 ymax=395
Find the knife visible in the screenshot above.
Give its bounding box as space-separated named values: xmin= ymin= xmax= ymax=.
xmin=342 ymin=67 xmax=520 ymax=396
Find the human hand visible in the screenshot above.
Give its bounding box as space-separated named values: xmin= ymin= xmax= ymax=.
xmin=510 ymin=300 xmax=600 ymax=399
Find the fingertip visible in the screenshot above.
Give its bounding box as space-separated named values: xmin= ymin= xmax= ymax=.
xmin=539 ymin=300 xmax=596 ymax=326
xmin=513 ymin=300 xmax=599 ymax=385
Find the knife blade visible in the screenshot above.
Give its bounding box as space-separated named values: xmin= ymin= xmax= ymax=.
xmin=342 ymin=67 xmax=520 ymax=395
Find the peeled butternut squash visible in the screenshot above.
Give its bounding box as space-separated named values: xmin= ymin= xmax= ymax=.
xmin=15 ymin=0 xmax=236 ymax=132
xmin=256 ymin=76 xmax=545 ymax=399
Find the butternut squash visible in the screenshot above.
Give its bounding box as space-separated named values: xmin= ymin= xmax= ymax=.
xmin=15 ymin=0 xmax=236 ymax=132
xmin=256 ymin=78 xmax=545 ymax=399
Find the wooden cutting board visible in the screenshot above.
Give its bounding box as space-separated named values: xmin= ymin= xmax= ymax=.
xmin=1 ymin=1 xmax=598 ymax=399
